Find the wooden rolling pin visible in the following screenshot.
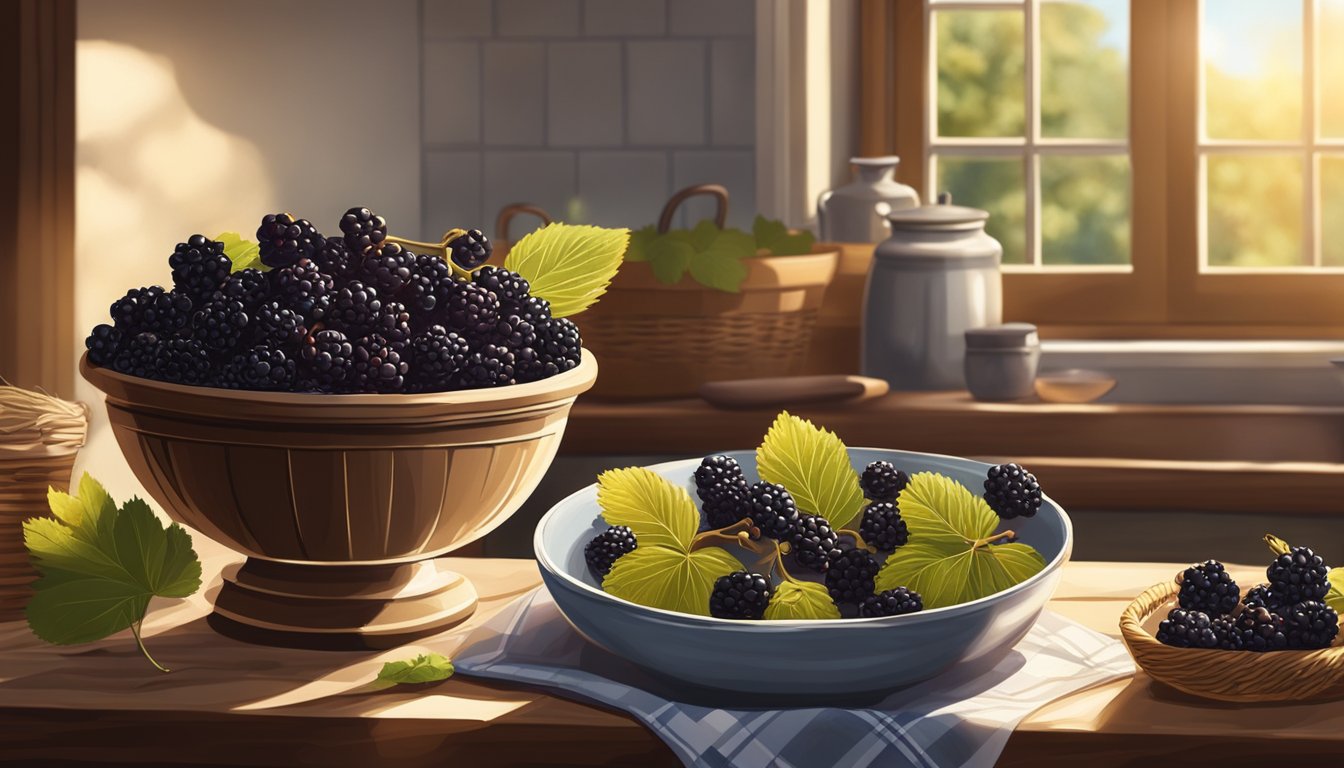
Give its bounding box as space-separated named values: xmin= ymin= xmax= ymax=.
xmin=698 ymin=375 xmax=889 ymax=410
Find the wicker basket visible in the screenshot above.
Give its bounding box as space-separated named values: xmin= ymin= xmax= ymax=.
xmin=581 ymin=185 xmax=839 ymax=400
xmin=1120 ymin=580 xmax=1344 ymax=703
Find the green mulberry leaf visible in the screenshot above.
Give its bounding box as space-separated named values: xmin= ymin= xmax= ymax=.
xmin=752 ymin=215 xmax=815 ymax=256
xmin=875 ymin=540 xmax=1046 ymax=609
xmin=377 ymin=653 xmax=454 ymax=684
xmin=597 ymin=467 xmax=699 ymax=553
xmin=647 ymin=236 xmax=695 ymax=285
xmin=503 ymin=222 xmax=630 ymax=318
xmin=756 ymin=411 xmax=866 ymax=531
xmin=764 ymin=580 xmax=841 ymax=620
xmin=625 ymin=225 xmax=658 ymax=262
xmin=897 ymin=472 xmax=998 ymax=545
xmin=602 ymin=545 xmax=742 ymax=617
xmin=216 ymin=232 xmax=262 ymax=272
xmin=24 ymin=475 xmax=202 ymax=672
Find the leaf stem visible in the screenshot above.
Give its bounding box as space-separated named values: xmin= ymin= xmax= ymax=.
xmin=690 ymin=519 xmax=766 ymax=553
xmin=971 ymin=530 xmax=1017 ymax=549
xmin=1264 ymin=533 xmax=1292 ymax=557
xmin=839 ymin=528 xmax=874 ymax=553
xmin=129 ymin=619 xmax=170 ymax=674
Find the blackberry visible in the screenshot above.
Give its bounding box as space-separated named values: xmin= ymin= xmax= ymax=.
xmin=407 ymin=325 xmax=469 ymax=391
xmin=1232 ymin=605 xmax=1288 ymax=652
xmin=440 ymin=281 xmax=500 ymax=338
xmin=85 ymin=324 xmax=122 ymax=366
xmin=491 ymin=314 xmax=538 ymax=350
xmin=168 ymin=235 xmax=231 ymax=301
xmin=449 ymin=228 xmax=492 ymax=270
xmin=693 ymin=455 xmax=751 ymax=529
xmin=747 ymin=481 xmax=800 ymax=540
xmin=1243 ymin=584 xmax=1286 ymax=613
xmin=298 ymin=329 xmax=355 ymax=392
xmin=825 ymin=547 xmax=880 ymax=605
xmin=513 ymin=294 xmax=553 ymax=326
xmin=273 ymin=258 xmax=335 ymax=320
xmin=1156 ymin=608 xmax=1219 ymax=649
xmin=452 ymin=343 xmax=515 ymax=389
xmin=1266 ymin=546 xmax=1331 ymax=605
xmin=536 ymin=317 xmax=582 ymax=372
xmin=983 ymin=463 xmax=1043 ymax=520
xmin=1283 ymin=600 xmax=1340 ymax=650
xmin=155 ymin=337 xmax=211 ymax=385
xmin=217 ymin=268 xmax=269 ymax=311
xmin=858 ymin=501 xmax=909 ymax=554
xmin=112 ymin=332 xmax=161 ymax=379
xmin=252 ymin=301 xmax=308 ymax=350
xmin=257 ymin=212 xmax=322 ymax=268
xmin=223 ymin=346 xmax=296 ymax=391
xmin=192 ymin=298 xmax=250 ymax=354
xmin=110 ymin=286 xmax=193 ymax=336
xmin=583 ymin=525 xmax=637 ymax=579
xmin=860 ymin=460 xmax=909 ymax=502
xmin=359 ymin=241 xmax=416 ymax=295
xmin=314 ymin=235 xmax=357 ymax=280
xmin=859 ymin=587 xmax=923 ymax=618
xmin=472 ymin=266 xmax=529 ymax=312
xmin=788 ymin=513 xmax=841 ymax=573
xmin=404 ymin=253 xmax=451 ymax=314
xmin=1212 ymin=616 xmax=1244 ymax=650
xmin=513 ymin=346 xmax=558 ymax=384
xmin=362 ymin=299 xmax=413 ymax=345
xmin=1178 ymin=560 xmax=1240 ymax=617
xmin=350 ymin=334 xmax=408 ymax=393
xmin=339 ymin=207 xmax=387 ymax=254
xmin=709 ymin=571 xmax=772 ymax=620
xmin=327 ymin=281 xmax=383 ymax=335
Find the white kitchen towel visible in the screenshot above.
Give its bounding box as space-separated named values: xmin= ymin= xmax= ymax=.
xmin=452 ymin=587 xmax=1135 ymax=768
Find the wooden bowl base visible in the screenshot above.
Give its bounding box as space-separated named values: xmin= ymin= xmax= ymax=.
xmin=208 ymin=557 xmax=478 ymax=650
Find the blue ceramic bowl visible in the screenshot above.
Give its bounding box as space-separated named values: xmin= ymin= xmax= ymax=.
xmin=534 ymin=448 xmax=1072 ymax=698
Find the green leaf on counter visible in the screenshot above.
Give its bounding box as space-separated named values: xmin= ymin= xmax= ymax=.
xmin=875 ymin=539 xmax=1046 ymax=610
xmin=504 ymin=222 xmax=630 ymax=318
xmin=764 ymin=580 xmax=841 ymax=621
xmin=602 ymin=545 xmax=742 ymax=617
xmin=377 ymin=653 xmax=455 ymax=684
xmin=755 ymin=411 xmax=866 ymax=532
xmin=216 ymin=232 xmax=262 ymax=272
xmin=597 ymin=467 xmax=699 ymax=552
xmin=24 ymin=473 xmax=202 ymax=672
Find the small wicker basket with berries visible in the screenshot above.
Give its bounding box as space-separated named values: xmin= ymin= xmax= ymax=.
xmin=1120 ymin=534 xmax=1344 ymax=703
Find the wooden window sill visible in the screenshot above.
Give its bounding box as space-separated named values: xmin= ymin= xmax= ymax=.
xmin=560 ymin=393 xmax=1344 ymax=513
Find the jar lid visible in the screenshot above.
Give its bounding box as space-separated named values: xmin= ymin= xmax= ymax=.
xmin=965 ymin=323 xmax=1039 ymax=349
xmin=851 ymin=155 xmax=900 ymax=168
xmin=885 ymin=204 xmax=989 ymax=229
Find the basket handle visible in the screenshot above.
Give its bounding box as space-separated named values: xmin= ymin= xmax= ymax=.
xmin=657 ymin=184 xmax=729 ymax=234
xmin=495 ymin=203 xmax=553 ymax=248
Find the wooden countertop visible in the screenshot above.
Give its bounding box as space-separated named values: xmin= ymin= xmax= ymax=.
xmin=1 ymin=547 xmax=1341 ymax=767
xmin=559 ymin=393 xmax=1344 ymax=514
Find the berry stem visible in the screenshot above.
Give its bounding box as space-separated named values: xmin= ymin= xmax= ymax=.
xmin=385 ymin=228 xmax=478 ymax=281
xmin=1264 ymin=533 xmax=1292 ymax=557
xmin=839 ymin=528 xmax=874 ymax=553
xmin=690 ymin=519 xmax=769 ymax=554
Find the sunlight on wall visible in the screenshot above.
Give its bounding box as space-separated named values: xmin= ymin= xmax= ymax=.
xmin=73 ymin=40 xmax=274 ymax=503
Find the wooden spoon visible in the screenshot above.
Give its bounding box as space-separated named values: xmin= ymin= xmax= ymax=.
xmin=698 ymin=375 xmax=889 ymax=410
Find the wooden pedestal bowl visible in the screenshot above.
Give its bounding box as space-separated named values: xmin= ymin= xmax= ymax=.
xmin=80 ymin=352 xmax=597 ymax=650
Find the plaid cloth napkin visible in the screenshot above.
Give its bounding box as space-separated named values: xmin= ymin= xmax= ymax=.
xmin=452 ymin=588 xmax=1135 ymax=768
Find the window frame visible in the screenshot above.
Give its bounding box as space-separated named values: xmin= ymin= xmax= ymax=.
xmin=864 ymin=0 xmax=1344 ymax=338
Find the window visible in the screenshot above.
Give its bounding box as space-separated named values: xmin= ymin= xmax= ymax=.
xmin=867 ymin=0 xmax=1344 ymax=336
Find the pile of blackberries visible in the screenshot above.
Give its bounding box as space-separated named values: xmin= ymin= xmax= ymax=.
xmin=85 ymin=208 xmax=581 ymax=393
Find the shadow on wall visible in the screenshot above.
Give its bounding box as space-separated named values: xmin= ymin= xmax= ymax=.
xmin=73 ymin=40 xmax=274 ymax=505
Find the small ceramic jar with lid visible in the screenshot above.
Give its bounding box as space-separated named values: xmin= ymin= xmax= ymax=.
xmin=963 ymin=323 xmax=1041 ymax=401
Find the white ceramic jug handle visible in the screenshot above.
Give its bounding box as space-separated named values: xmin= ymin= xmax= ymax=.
xmin=816 ymin=189 xmax=833 ymax=240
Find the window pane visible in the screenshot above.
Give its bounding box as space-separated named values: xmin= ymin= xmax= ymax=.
xmin=1206 ymin=155 xmax=1304 ymax=267
xmin=936 ymin=10 xmax=1025 ymax=138
xmin=1321 ymin=156 xmax=1344 ymax=265
xmin=1203 ymin=0 xmax=1302 ymax=141
xmin=934 ymin=155 xmax=1027 ymax=265
xmin=1040 ymin=155 xmax=1131 ymax=265
xmin=1040 ymin=0 xmax=1129 ymax=139
xmin=1321 ymin=1 xmax=1344 ymax=137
